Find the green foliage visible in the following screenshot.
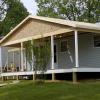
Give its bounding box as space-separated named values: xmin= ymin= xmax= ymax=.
xmin=24 ymin=38 xmax=51 ymax=80
xmin=0 ymin=0 xmax=6 ymax=20
xmin=1 ymin=81 xmax=100 ymax=100
xmin=24 ymin=41 xmax=32 ymax=69
xmin=0 ymin=0 xmax=29 ymax=36
xmin=36 ymin=0 xmax=100 ymax=23
xmin=32 ymin=38 xmax=51 ymax=72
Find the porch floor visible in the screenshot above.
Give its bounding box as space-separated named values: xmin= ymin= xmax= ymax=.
xmin=1 ymin=68 xmax=100 ymax=77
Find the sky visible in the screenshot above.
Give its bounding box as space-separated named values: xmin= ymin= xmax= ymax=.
xmin=20 ymin=0 xmax=38 ymax=15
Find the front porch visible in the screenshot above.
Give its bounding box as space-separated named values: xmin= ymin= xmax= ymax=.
xmin=0 ymin=30 xmax=79 ymax=82
xmin=1 ymin=31 xmax=100 ymax=81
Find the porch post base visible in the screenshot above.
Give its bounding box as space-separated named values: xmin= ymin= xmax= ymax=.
xmin=33 ymin=74 xmax=35 ymax=81
xmin=52 ymin=73 xmax=55 ymax=81
xmin=1 ymin=76 xmax=4 ymax=82
xmin=7 ymin=76 xmax=9 ymax=80
xmin=13 ymin=76 xmax=15 ymax=80
xmin=72 ymin=72 xmax=77 ymax=83
xmin=16 ymin=75 xmax=19 ymax=80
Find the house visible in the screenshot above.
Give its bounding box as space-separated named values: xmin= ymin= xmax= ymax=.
xmin=0 ymin=15 xmax=100 ymax=82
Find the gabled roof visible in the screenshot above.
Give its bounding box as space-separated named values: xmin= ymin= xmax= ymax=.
xmin=30 ymin=16 xmax=100 ymax=30
xmin=0 ymin=15 xmax=100 ymax=44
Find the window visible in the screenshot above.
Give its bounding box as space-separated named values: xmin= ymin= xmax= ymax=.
xmin=94 ymin=36 xmax=100 ymax=47
xmin=60 ymin=40 xmax=68 ymax=52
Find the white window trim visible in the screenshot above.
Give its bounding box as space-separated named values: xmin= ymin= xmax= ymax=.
xmin=93 ymin=35 xmax=100 ymax=48
xmin=60 ymin=39 xmax=68 ymax=53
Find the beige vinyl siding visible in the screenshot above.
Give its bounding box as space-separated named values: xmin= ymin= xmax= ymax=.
xmin=2 ymin=19 xmax=69 ymax=45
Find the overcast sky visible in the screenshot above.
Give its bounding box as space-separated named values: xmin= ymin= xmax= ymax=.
xmin=20 ymin=0 xmax=38 ymax=15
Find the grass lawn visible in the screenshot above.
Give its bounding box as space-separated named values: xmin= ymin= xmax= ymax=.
xmin=0 ymin=80 xmax=100 ymax=100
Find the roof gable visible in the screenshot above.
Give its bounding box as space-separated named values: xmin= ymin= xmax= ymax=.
xmin=0 ymin=15 xmax=100 ymax=46
xmin=1 ymin=17 xmax=71 ymax=46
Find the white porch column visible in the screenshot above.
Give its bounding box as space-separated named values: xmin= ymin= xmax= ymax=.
xmin=74 ymin=30 xmax=79 ymax=67
xmin=31 ymin=40 xmax=35 ymax=80
xmin=51 ymin=35 xmax=55 ymax=81
xmin=12 ymin=51 xmax=15 ymax=79
xmin=21 ymin=42 xmax=24 ymax=71
xmin=51 ymin=35 xmax=54 ymax=69
xmin=19 ymin=49 xmax=21 ymax=71
xmin=0 ymin=47 xmax=2 ymax=73
xmin=6 ymin=51 xmax=8 ymax=72
xmin=73 ymin=30 xmax=79 ymax=83
xmin=31 ymin=40 xmax=34 ymax=71
xmin=13 ymin=51 xmax=15 ymax=67
xmin=24 ymin=52 xmax=27 ymax=71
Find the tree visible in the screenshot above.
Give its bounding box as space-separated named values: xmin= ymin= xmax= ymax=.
xmin=0 ymin=0 xmax=6 ymax=20
xmin=36 ymin=0 xmax=100 ymax=23
xmin=24 ymin=37 xmax=51 ymax=81
xmin=0 ymin=0 xmax=29 ymax=36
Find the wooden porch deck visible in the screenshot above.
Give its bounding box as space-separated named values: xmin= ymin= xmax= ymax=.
xmin=1 ymin=68 xmax=100 ymax=77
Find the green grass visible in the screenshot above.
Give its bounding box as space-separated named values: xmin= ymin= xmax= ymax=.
xmin=0 ymin=80 xmax=100 ymax=100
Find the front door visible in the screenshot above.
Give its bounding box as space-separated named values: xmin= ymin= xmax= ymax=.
xmin=54 ymin=43 xmax=58 ymax=69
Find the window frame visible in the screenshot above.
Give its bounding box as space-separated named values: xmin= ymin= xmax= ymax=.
xmin=60 ymin=40 xmax=68 ymax=52
xmin=93 ymin=35 xmax=100 ymax=48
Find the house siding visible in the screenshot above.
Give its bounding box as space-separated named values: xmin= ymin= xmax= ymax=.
xmin=1 ymin=47 xmax=8 ymax=67
xmin=79 ymin=33 xmax=100 ymax=68
xmin=56 ymin=36 xmax=75 ymax=69
xmin=55 ymin=33 xmax=100 ymax=69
